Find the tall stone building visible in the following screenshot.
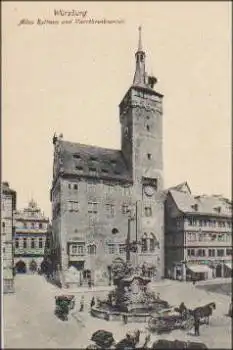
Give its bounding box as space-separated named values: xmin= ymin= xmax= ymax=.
xmin=164 ymin=182 xmax=232 ymax=281
xmin=14 ymin=200 xmax=50 ymax=273
xmin=50 ymin=28 xmax=165 ymax=287
xmin=1 ymin=182 xmax=16 ymax=293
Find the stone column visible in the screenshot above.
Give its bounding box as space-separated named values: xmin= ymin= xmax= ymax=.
xmin=182 ymin=264 xmax=186 ymax=281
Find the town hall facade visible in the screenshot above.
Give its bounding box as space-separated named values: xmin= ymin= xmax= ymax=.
xmin=50 ymin=28 xmax=165 ymax=287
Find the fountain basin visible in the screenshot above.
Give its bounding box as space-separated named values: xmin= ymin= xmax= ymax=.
xmin=91 ymin=305 xmax=158 ymax=323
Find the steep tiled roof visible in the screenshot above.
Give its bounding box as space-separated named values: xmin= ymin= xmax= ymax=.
xmin=1 ymin=182 xmax=16 ymax=194
xmin=169 ymin=189 xmax=232 ymax=217
xmin=59 ymin=140 xmax=131 ymax=182
xmin=1 ymin=182 xmax=17 ymax=210
xmin=163 ymin=182 xmax=191 ymax=195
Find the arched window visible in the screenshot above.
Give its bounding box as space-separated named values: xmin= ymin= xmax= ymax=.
xmin=141 ymin=233 xmax=148 ymax=252
xmin=87 ymin=244 xmax=96 ymax=255
xmin=149 ymin=233 xmax=155 ymax=252
xmin=31 ymin=238 xmax=35 ymax=249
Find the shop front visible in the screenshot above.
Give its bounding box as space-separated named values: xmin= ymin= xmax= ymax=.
xmin=172 ymin=262 xmax=186 ymax=281
xmin=224 ymin=262 xmax=232 ymax=278
xmin=186 ymin=264 xmax=213 ymax=281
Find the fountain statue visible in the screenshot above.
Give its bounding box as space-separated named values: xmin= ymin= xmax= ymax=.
xmin=91 ymin=258 xmax=170 ymax=323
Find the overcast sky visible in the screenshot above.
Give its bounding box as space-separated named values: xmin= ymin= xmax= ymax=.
xmin=2 ymin=1 xmax=231 ymax=217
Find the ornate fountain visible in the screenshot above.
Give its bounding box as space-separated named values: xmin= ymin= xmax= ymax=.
xmin=91 ymin=258 xmax=170 ymax=323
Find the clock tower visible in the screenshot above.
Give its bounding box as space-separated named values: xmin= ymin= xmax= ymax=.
xmin=119 ymin=27 xmax=164 ymax=279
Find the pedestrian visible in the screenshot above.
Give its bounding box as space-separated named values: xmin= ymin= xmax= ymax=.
xmin=79 ymin=295 xmax=84 ymax=312
xmin=194 ymin=317 xmax=200 ymax=336
xmin=123 ymin=313 xmax=128 ymax=324
xmin=90 ymin=296 xmax=95 ymax=308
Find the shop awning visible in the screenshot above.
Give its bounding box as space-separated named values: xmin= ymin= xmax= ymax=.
xmin=84 ymin=260 xmax=91 ymax=270
xmin=187 ymin=264 xmax=212 ymax=273
xmin=225 ymin=262 xmax=232 ymax=270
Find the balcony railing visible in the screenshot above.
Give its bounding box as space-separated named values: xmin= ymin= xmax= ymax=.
xmin=185 ymin=240 xmax=231 ymax=247
xmin=14 ymin=248 xmax=44 ymax=255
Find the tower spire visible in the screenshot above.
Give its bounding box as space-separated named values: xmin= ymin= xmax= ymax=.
xmin=138 ymin=25 xmax=142 ymax=51
xmin=133 ymin=26 xmax=146 ymax=86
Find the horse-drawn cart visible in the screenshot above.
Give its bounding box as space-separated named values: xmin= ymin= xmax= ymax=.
xmin=54 ymin=295 xmax=75 ymax=320
xmin=148 ymin=308 xmax=194 ymax=334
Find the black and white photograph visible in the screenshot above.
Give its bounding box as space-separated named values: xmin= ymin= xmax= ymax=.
xmin=1 ymin=1 xmax=232 ymax=349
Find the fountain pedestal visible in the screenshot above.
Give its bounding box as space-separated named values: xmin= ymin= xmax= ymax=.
xmin=91 ymin=270 xmax=170 ymax=323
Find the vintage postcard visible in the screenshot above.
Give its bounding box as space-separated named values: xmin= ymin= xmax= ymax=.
xmin=1 ymin=1 xmax=232 ymax=349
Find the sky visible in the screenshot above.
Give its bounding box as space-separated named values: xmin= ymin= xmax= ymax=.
xmin=2 ymin=1 xmax=231 ymax=218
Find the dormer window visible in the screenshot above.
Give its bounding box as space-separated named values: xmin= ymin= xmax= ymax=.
xmin=192 ymin=204 xmax=198 ymax=211
xmin=214 ymin=206 xmax=221 ymax=213
xmin=110 ymin=160 xmax=117 ymax=165
xmin=102 ymin=169 xmax=109 ymax=174
xmin=90 ymin=156 xmax=98 ymax=162
xmin=76 ymin=166 xmax=83 ymax=172
xmin=73 ymin=154 xmax=81 ymax=159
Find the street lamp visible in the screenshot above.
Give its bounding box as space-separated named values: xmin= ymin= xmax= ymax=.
xmin=126 ymin=202 xmax=141 ymax=268
xmin=126 ymin=205 xmax=136 ymax=262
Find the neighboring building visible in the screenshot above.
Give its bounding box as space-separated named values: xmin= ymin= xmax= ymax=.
xmin=1 ymin=182 xmax=16 ymax=293
xmin=14 ymin=199 xmax=50 ymax=273
xmin=50 ymin=27 xmax=165 ymax=287
xmin=164 ymin=182 xmax=232 ymax=281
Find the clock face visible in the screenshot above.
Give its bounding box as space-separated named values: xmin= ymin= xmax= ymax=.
xmin=144 ymin=186 xmax=155 ymax=196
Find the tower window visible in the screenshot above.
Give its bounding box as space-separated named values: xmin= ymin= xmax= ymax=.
xmin=144 ymin=206 xmax=152 ymax=217
xmin=146 ymin=125 xmax=150 ymax=132
xmin=73 ymin=154 xmax=81 ymax=159
xmin=147 ymin=153 xmax=152 ymax=160
xmin=73 ymin=184 xmax=78 ymax=190
xmin=76 ymin=166 xmax=83 ymax=172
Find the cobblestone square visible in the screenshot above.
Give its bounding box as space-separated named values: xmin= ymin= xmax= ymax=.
xmin=3 ymin=275 xmax=232 ymax=349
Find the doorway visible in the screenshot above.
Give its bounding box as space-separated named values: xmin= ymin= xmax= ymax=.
xmin=15 ymin=260 xmax=27 ymax=273
xmin=215 ymin=264 xmax=222 ymax=278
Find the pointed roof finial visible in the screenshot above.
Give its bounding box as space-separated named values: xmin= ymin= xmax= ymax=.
xmin=138 ymin=25 xmax=142 ymax=51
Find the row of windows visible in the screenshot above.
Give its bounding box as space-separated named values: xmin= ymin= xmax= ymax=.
xmin=141 ymin=233 xmax=159 ymax=252
xmin=15 ymin=237 xmax=44 ymax=249
xmin=187 ymin=218 xmax=232 ymax=228
xmin=71 ymin=244 xmax=97 ymax=255
xmin=73 ymin=154 xmax=117 ymax=165
xmin=186 ymin=232 xmax=231 ymax=243
xmin=17 ymin=222 xmax=46 ymax=230
xmin=66 ymin=201 xmax=153 ymax=217
xmin=67 ymin=182 xmax=131 ymax=195
xmin=70 ymin=237 xmax=159 ymax=256
xmin=187 ymin=248 xmax=232 ymax=258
